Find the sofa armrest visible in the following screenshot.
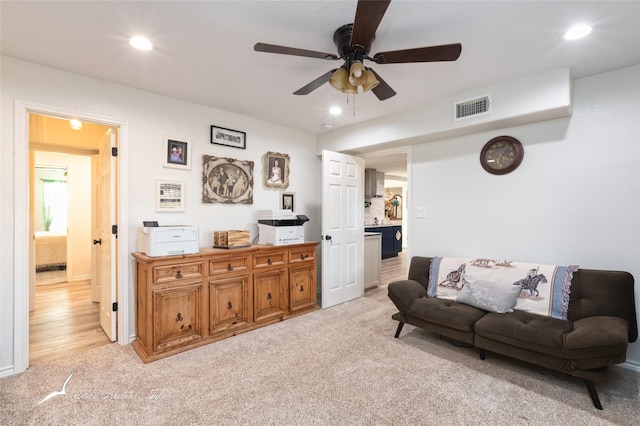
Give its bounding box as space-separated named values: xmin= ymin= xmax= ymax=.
xmin=388 ymin=279 xmax=428 ymax=313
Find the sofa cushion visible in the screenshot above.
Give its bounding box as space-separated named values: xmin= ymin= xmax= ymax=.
xmin=456 ymin=279 xmax=521 ymax=313
xmin=409 ymin=297 xmax=487 ymax=332
xmin=475 ymin=311 xmax=629 ymax=361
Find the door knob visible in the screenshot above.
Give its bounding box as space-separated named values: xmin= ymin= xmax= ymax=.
xmin=93 ymin=239 xmax=102 ymax=245
xmin=322 ymin=235 xmax=332 ymax=241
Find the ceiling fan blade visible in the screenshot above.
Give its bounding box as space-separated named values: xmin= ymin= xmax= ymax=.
xmin=350 ymin=0 xmax=391 ymax=49
xmin=254 ymin=42 xmax=339 ymax=60
xmin=373 ymin=43 xmax=462 ymax=64
xmin=293 ymin=69 xmax=337 ymax=95
xmin=368 ymin=69 xmax=396 ymax=101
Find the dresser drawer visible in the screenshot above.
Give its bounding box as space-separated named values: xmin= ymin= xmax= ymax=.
xmin=288 ymin=247 xmax=316 ymax=264
xmin=153 ymin=262 xmax=203 ymax=284
xmin=209 ymin=255 xmax=250 ymax=276
xmin=253 ymin=251 xmax=286 ymax=269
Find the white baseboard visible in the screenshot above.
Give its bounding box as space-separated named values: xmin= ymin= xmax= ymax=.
xmin=0 ymin=364 xmax=15 ymax=379
xmin=70 ymin=275 xmax=91 ymax=282
xmin=620 ymin=359 xmax=640 ymax=373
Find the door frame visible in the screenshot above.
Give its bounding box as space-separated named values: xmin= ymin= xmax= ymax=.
xmin=13 ymin=99 xmax=130 ymax=373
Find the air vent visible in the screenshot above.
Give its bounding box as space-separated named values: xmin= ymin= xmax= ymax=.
xmin=454 ymin=94 xmax=491 ymax=121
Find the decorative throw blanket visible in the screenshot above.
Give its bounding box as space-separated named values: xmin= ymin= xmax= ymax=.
xmin=427 ymin=257 xmax=579 ymax=320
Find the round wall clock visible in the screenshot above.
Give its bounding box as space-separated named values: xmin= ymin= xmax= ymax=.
xmin=480 ymin=136 xmax=524 ymax=175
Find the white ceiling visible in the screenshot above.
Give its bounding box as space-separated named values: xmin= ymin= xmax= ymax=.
xmin=2 ymin=1 xmax=639 ymax=177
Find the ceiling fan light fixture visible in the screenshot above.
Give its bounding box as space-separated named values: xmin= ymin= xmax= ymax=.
xmin=341 ymin=81 xmax=358 ymax=94
xmin=348 ymin=61 xmax=367 ymax=85
xmin=361 ymin=69 xmax=379 ymax=92
xmin=329 ymin=68 xmax=349 ymax=91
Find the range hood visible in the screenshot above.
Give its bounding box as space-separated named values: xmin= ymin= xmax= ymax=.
xmin=365 ymin=168 xmax=382 ymax=199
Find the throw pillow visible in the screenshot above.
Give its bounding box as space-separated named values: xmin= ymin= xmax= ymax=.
xmin=456 ymin=278 xmax=522 ymax=313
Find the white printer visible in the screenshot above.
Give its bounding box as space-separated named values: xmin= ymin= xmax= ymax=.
xmin=257 ymin=210 xmax=309 ymax=246
xmin=138 ymin=226 xmax=199 ymax=257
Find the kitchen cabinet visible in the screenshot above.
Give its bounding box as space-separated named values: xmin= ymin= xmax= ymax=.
xmin=132 ymin=242 xmax=319 ymax=363
xmin=364 ymin=225 xmax=402 ymax=259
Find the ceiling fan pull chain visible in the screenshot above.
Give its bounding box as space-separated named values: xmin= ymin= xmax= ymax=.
xmin=353 ymin=93 xmax=356 ymax=117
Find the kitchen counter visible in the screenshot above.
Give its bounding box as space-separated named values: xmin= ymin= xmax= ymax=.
xmin=364 ymin=223 xmax=400 ymax=227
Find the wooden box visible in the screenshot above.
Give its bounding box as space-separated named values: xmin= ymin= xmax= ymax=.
xmin=213 ymin=230 xmax=251 ymax=248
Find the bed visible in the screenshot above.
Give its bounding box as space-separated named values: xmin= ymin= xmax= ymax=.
xmin=35 ymin=231 xmax=67 ymax=272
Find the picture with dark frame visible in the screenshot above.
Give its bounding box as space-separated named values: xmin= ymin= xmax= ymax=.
xmin=210 ymin=125 xmax=246 ymax=149
xmin=281 ymin=192 xmax=295 ymax=212
xmin=202 ymin=155 xmax=254 ymax=204
xmin=264 ymin=151 xmax=290 ymax=189
xmin=163 ymin=136 xmax=191 ymax=170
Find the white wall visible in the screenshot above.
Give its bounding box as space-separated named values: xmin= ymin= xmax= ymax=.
xmin=408 ymin=65 xmax=640 ymax=367
xmin=0 ymin=56 xmax=321 ymax=374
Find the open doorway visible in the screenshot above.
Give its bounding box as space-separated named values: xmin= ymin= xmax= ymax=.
xmin=28 ymin=114 xmax=113 ymax=364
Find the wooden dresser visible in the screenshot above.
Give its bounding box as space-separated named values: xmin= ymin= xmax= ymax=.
xmin=131 ymin=242 xmax=319 ymax=363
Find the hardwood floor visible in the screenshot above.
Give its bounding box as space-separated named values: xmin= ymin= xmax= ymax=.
xmin=380 ymin=250 xmax=408 ymax=286
xmin=29 ymin=279 xmax=111 ymax=365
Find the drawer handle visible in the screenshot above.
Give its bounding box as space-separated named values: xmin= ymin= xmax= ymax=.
xmin=228 ymin=301 xmax=233 ymax=310
xmin=227 ymin=263 xmax=233 ymax=271
xmin=267 ymin=258 xmax=272 ymax=265
xmin=300 ymin=254 xmax=308 ymax=260
xmin=300 ymin=285 xmax=304 ymax=292
xmin=176 ymin=312 xmax=183 ymax=322
xmin=267 ymin=292 xmax=272 ymax=300
xmin=175 ymin=270 xmax=183 ymax=279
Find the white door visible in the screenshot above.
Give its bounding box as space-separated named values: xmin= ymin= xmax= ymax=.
xmin=99 ymin=129 xmax=117 ymax=341
xmin=90 ymin=155 xmax=101 ymax=302
xmin=321 ymin=150 xmax=364 ymax=308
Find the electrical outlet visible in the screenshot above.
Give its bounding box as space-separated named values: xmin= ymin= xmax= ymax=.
xmin=416 ymin=207 xmax=427 ymax=218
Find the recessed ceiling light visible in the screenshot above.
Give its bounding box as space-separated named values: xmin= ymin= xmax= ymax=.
xmin=69 ymin=119 xmax=82 ymax=130
xmin=564 ymin=23 xmax=592 ymax=41
xmin=130 ymin=36 xmax=153 ymax=51
xmin=329 ymin=106 xmax=342 ymax=115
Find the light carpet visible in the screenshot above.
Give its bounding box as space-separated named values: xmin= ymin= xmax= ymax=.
xmin=1 ymin=288 xmax=638 ymax=425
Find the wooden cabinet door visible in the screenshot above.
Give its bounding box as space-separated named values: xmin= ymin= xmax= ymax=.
xmin=210 ymin=275 xmax=249 ymax=334
xmin=154 ymin=283 xmax=203 ymax=352
xmin=253 ymin=269 xmax=287 ymax=323
xmin=289 ymin=264 xmax=316 ymax=313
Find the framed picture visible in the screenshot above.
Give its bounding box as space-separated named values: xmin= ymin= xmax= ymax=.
xmin=264 ymin=151 xmax=290 ymax=189
xmin=280 ymin=192 xmax=295 ymax=212
xmin=156 ymin=180 xmax=185 ymax=212
xmin=163 ymin=136 xmax=192 ymax=170
xmin=210 ymin=125 xmax=246 ymax=149
xmin=202 ymin=155 xmax=254 ymax=204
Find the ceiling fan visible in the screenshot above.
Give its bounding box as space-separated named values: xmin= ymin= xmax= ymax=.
xmin=254 ymin=0 xmax=461 ymax=100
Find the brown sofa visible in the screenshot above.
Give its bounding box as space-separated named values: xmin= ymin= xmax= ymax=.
xmin=387 ymin=256 xmax=638 ymax=410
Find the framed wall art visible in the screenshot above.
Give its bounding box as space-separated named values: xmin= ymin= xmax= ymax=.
xmin=210 ymin=125 xmax=246 ymax=149
xmin=163 ymin=136 xmax=192 ymax=170
xmin=156 ymin=180 xmax=185 ymax=212
xmin=264 ymin=151 xmax=290 ymax=189
xmin=280 ymin=191 xmax=295 ymax=212
xmin=202 ymin=155 xmax=254 ymax=204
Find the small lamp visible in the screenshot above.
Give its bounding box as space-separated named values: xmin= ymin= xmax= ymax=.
xmin=329 ymin=68 xmax=349 ymax=91
xmin=361 ymin=69 xmax=380 ymax=92
xmin=348 ymin=62 xmax=367 ymax=86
